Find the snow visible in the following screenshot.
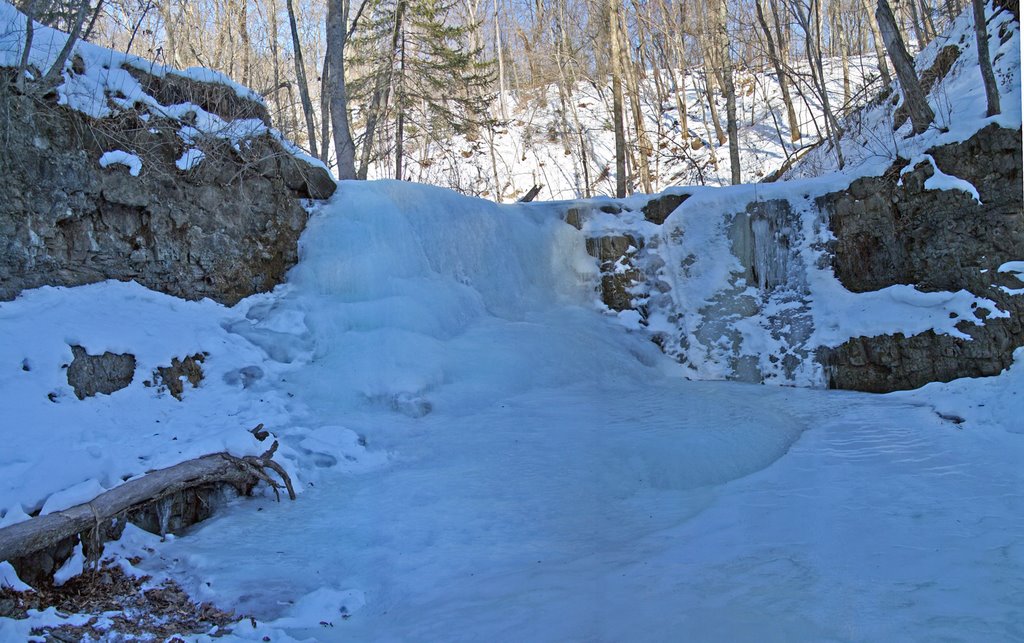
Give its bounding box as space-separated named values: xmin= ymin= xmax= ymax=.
xmin=0 ymin=281 xmax=306 ymax=523
xmin=176 ymin=148 xmax=206 ymax=171
xmin=901 ymin=153 xmax=982 ymax=203
xmin=0 ymin=561 xmax=30 ymax=591
xmin=788 ymin=3 xmax=1021 ymax=181
xmin=99 ymin=150 xmax=142 ymax=176
xmin=52 ymin=543 xmax=85 ymax=586
xmin=391 ymin=54 xmax=881 ymax=200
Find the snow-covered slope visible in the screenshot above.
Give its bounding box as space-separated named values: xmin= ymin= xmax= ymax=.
xmin=788 ymin=4 xmax=1021 ymax=179
xmin=5 ymin=177 xmax=1022 ymax=641
xmin=384 ymin=57 xmax=879 ymax=200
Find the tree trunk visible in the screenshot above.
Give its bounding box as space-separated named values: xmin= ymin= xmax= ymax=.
xmin=863 ymin=0 xmax=893 ymax=86
xmin=0 ymin=446 xmax=294 ymax=571
xmin=238 ymin=0 xmax=251 ymax=86
xmin=673 ymin=0 xmax=690 ymax=140
xmin=158 ymin=0 xmax=181 ymax=67
xmin=755 ymin=0 xmax=800 ymax=141
xmin=876 ymin=0 xmax=935 ymax=133
xmin=285 ymin=0 xmax=319 ymax=157
xmin=394 ymin=24 xmax=406 ymax=180
xmin=609 ymin=0 xmax=627 ymax=197
xmin=357 ymin=0 xmax=404 ymax=180
xmin=717 ymin=0 xmax=741 ymax=185
xmin=40 ymin=0 xmax=90 ymax=85
xmin=907 ymin=0 xmax=927 ymax=46
xmin=620 ymin=7 xmax=652 ymax=193
xmin=972 ymin=0 xmax=1001 ymax=116
xmin=319 ymin=41 xmax=332 ymax=164
xmin=327 ymin=0 xmax=357 ymax=179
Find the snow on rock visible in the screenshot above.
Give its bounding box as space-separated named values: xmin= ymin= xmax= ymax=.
xmin=901 ymin=153 xmax=982 ymax=203
xmin=99 ymin=150 xmax=142 ymax=176
xmin=175 ymin=148 xmax=205 ymax=171
xmin=52 ymin=543 xmax=85 ymax=586
xmin=0 ymin=561 xmax=31 ymax=591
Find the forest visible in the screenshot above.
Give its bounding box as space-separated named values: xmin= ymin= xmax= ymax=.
xmin=12 ymin=0 xmax=994 ymax=196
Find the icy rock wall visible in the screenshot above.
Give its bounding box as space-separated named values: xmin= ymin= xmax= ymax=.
xmin=569 ymin=128 xmax=1021 ymax=391
xmin=819 ymin=125 xmax=1024 ymax=391
xmin=567 ymin=188 xmax=824 ymax=387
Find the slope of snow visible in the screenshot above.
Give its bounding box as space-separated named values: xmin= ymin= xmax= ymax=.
xmin=380 ymin=56 xmax=879 ymax=200
xmin=788 ymin=2 xmax=1021 ymax=179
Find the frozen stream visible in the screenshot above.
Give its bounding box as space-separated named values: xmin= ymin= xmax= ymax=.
xmin=140 ymin=181 xmax=1024 ymax=641
xmin=152 ymin=381 xmax=1024 ymax=642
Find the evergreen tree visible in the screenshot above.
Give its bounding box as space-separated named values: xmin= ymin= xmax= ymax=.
xmin=349 ymin=0 xmax=495 ymax=180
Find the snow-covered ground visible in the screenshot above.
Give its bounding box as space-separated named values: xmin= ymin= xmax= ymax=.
xmin=2 ymin=180 xmax=1022 ymax=641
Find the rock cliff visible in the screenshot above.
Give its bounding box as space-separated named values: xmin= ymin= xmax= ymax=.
xmin=0 ymin=62 xmax=335 ymax=305
xmin=820 ymin=124 xmax=1023 ymax=391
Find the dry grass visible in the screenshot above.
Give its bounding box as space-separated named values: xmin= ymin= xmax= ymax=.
xmin=0 ymin=562 xmax=240 ymax=640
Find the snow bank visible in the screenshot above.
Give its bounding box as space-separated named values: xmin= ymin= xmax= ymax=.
xmin=0 ymin=281 xmax=299 ymax=525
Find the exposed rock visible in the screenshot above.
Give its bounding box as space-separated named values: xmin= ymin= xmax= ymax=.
xmin=820 ymin=125 xmax=1024 ymax=391
xmin=0 ymin=70 xmax=335 ymax=306
xmin=586 ymin=235 xmax=644 ymax=312
xmin=66 ymin=345 xmax=136 ymax=400
xmin=147 ymin=353 xmax=207 ymax=400
xmin=641 ymin=192 xmax=689 ymax=225
xmin=564 ymin=207 xmax=584 ymax=230
xmin=122 ymin=63 xmax=271 ymax=125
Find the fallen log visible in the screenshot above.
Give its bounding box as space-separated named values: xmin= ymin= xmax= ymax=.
xmin=0 ymin=441 xmax=294 ymax=577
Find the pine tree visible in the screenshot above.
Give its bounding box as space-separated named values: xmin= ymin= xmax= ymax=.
xmin=349 ymin=0 xmax=495 ymax=180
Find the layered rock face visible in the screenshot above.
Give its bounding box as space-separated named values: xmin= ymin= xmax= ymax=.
xmin=570 ymin=126 xmax=1022 ymax=393
xmin=820 ymin=125 xmax=1024 ymax=391
xmin=0 ymin=69 xmax=335 ymax=306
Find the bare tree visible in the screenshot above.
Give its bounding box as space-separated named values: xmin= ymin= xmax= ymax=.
xmin=326 ymin=0 xmax=357 ymax=179
xmin=285 ymin=0 xmax=319 ymax=157
xmin=972 ymin=0 xmax=1000 ymax=116
xmin=716 ymin=0 xmax=741 ymax=184
xmin=609 ymin=0 xmax=627 ymax=197
xmin=40 ymin=0 xmax=90 ymax=85
xmin=876 ymin=0 xmax=935 ymax=133
xmin=755 ymin=0 xmax=801 ymax=141
xmin=862 ymin=0 xmax=893 ymax=86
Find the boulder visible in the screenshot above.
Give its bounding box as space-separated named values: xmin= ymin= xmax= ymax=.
xmin=66 ymin=345 xmax=136 ymax=399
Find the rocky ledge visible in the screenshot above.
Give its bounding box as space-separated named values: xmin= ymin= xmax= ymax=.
xmin=0 ymin=66 xmax=335 ymax=305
